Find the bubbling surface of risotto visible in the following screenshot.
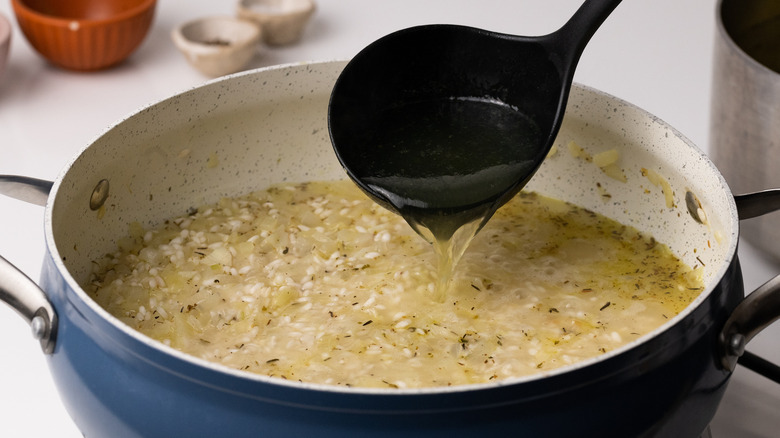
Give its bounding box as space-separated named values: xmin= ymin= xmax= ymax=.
xmin=88 ymin=180 xmax=703 ymax=388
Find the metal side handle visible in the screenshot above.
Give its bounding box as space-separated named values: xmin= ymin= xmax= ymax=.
xmin=720 ymin=275 xmax=780 ymax=377
xmin=0 ymin=255 xmax=57 ymax=354
xmin=719 ymin=189 xmax=780 ymax=380
xmin=0 ymin=175 xmax=53 ymax=206
xmin=0 ymin=175 xmax=57 ymax=353
xmin=734 ymin=189 xmax=780 ymax=220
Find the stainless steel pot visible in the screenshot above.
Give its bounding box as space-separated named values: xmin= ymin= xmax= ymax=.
xmin=1 ymin=61 xmax=779 ymax=438
xmin=710 ymin=0 xmax=780 ymax=262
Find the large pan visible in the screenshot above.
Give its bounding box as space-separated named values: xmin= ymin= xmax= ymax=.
xmin=1 ymin=61 xmax=779 ymax=438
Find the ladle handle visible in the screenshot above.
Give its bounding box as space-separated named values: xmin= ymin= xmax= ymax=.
xmin=550 ymin=0 xmax=623 ymax=63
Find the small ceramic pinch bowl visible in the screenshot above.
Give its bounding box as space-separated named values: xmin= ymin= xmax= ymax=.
xmin=172 ymin=16 xmax=261 ymax=77
xmin=0 ymin=13 xmax=10 ymax=80
xmin=10 ymin=0 xmax=156 ymax=71
xmin=237 ymin=0 xmax=315 ymax=46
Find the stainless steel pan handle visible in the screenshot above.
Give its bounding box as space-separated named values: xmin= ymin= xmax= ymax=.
xmin=0 ymin=256 xmax=57 ymax=354
xmin=0 ymin=175 xmax=53 ymax=206
xmin=719 ymin=191 xmax=780 ymax=382
xmin=0 ymin=175 xmax=57 ymax=354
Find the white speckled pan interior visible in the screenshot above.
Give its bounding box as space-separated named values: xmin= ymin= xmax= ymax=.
xmin=47 ymin=60 xmax=739 ymax=322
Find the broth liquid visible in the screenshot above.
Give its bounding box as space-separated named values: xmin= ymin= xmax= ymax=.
xmin=353 ymin=97 xmax=543 ymax=299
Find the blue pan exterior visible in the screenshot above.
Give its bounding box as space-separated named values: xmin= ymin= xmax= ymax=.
xmin=39 ymin=247 xmax=743 ymax=438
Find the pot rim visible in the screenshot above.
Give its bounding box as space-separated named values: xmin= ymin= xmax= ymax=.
xmin=42 ymin=60 xmax=741 ymax=396
xmin=716 ymin=0 xmax=780 ymax=79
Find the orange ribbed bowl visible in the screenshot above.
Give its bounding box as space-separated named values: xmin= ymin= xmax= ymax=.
xmin=11 ymin=0 xmax=156 ymax=71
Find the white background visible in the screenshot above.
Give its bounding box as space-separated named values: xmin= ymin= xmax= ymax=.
xmin=0 ymin=0 xmax=778 ymax=436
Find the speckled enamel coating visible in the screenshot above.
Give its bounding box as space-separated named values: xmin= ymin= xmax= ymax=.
xmin=50 ymin=61 xmax=737 ymax=291
xmin=530 ymin=84 xmax=737 ymax=289
xmin=40 ymin=61 xmax=742 ymax=437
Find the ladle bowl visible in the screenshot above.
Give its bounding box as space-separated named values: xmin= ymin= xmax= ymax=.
xmin=328 ymin=0 xmax=623 ymax=237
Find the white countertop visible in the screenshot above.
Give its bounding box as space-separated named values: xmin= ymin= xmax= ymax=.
xmin=0 ymin=1 xmax=778 ymax=436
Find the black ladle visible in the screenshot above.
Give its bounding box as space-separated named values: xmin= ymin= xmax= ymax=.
xmin=329 ymin=0 xmax=623 ymax=241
